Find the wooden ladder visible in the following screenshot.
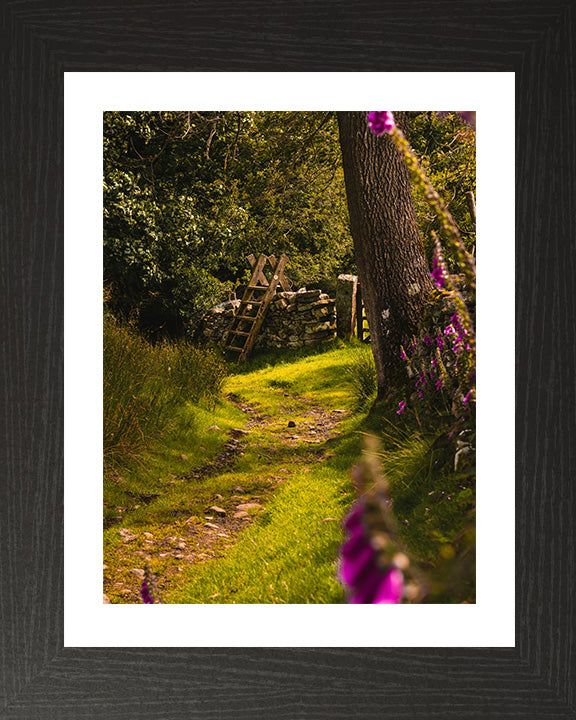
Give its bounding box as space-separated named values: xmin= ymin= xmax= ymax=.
xmin=224 ymin=253 xmax=289 ymax=363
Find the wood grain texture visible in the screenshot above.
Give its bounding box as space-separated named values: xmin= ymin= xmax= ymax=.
xmin=1 ymin=0 xmax=574 ymax=717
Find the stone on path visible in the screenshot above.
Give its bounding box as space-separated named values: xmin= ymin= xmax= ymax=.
xmin=236 ymin=502 xmax=262 ymax=511
xmin=233 ymin=510 xmax=249 ymax=519
xmin=209 ymin=505 xmax=226 ymax=516
xmin=118 ymin=528 xmax=138 ymax=542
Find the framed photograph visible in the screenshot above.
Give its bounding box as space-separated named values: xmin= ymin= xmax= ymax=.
xmin=66 ymin=72 xmax=511 ymax=646
xmin=2 ymin=3 xmax=574 ymax=717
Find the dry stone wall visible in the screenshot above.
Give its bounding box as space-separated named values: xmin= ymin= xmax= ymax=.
xmin=201 ymin=288 xmax=337 ymax=351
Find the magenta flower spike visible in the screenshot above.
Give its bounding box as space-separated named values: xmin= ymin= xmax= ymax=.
xmin=430 ymin=244 xmax=447 ymax=289
xmin=140 ymin=579 xmax=155 ymax=604
xmin=367 ymin=111 xmax=396 ymax=135
xmin=140 ymin=563 xmax=162 ymax=604
xmin=397 ymin=401 xmax=406 ymax=415
xmin=338 ymin=499 xmax=404 ymax=604
xmin=372 ymin=567 xmax=404 ymax=604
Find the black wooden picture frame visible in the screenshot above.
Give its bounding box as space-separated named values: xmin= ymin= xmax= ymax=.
xmin=1 ymin=1 xmax=574 ymax=717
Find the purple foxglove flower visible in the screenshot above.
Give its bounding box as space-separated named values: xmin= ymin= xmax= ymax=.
xmin=367 ymin=111 xmax=396 ymax=135
xmin=140 ymin=564 xmax=161 ymax=604
xmin=397 ymin=400 xmax=406 ymax=415
xmin=338 ymin=500 xmax=403 ymax=604
xmin=140 ymin=580 xmax=155 ymax=604
xmin=400 ymin=348 xmax=407 ymax=361
xmin=430 ymin=244 xmax=447 ymax=289
xmin=372 ymin=567 xmax=404 ymax=603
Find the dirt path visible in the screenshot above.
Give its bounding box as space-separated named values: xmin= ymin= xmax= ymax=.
xmin=103 ymin=391 xmax=347 ymax=603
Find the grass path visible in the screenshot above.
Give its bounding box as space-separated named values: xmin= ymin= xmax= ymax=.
xmin=104 ymin=343 xmax=370 ymax=604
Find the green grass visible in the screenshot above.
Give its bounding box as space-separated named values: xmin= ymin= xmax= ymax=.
xmin=167 ymin=459 xmax=355 ymax=604
xmin=104 ymin=316 xmax=226 ymax=467
xmin=344 ymin=345 xmax=377 ymax=411
xmin=103 ymin=398 xmax=245 ymax=528
xmin=163 ymin=343 xmax=369 ymax=603
xmin=104 ymin=338 xmax=475 ymax=604
xmin=351 ymin=398 xmax=476 ymax=602
xmin=226 ymin=339 xmax=370 ymax=409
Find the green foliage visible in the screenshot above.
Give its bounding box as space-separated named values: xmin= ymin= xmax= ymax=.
xmin=361 ymin=397 xmax=475 ymax=603
xmin=104 ymin=111 xmax=353 ymax=338
xmin=408 ymin=112 xmax=476 ymax=268
xmin=362 ymin=113 xmax=476 ymax=601
xmin=103 ymin=110 xmax=474 ymax=340
xmin=103 ymin=316 xmax=227 ymax=466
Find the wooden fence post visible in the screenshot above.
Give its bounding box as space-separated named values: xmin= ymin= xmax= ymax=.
xmin=335 ymin=274 xmax=358 ymax=340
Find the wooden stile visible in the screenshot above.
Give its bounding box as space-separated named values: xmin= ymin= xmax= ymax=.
xmin=224 ymin=254 xmax=289 ymax=362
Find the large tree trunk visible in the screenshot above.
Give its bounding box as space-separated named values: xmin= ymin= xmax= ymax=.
xmin=337 ymin=111 xmax=434 ymax=399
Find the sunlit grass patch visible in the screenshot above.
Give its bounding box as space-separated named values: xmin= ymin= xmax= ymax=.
xmin=103 ymin=398 xmax=245 ymax=528
xmin=166 ymin=461 xmax=355 ymax=604
xmin=226 ymin=341 xmax=370 ymax=411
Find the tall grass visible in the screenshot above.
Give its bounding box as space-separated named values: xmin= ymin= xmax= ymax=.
xmin=104 ymin=318 xmax=227 ymax=465
xmin=346 ymin=346 xmax=377 ymax=411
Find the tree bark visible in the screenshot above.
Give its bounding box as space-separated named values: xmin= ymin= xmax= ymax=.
xmin=337 ymin=111 xmax=434 ymax=398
